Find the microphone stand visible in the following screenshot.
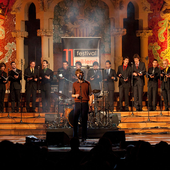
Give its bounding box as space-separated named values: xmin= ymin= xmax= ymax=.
xmin=131 ymin=62 xmax=134 ymax=116
xmin=37 ymin=66 xmax=41 ymax=118
xmin=7 ymin=68 xmax=12 ymax=118
xmin=20 ymin=59 xmax=23 ymax=123
xmin=159 ymin=65 xmax=163 ymax=116
xmin=146 ymin=58 xmax=150 ymax=122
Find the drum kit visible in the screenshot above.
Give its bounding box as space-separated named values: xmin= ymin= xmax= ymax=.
xmin=48 ymin=89 xmax=116 ymax=129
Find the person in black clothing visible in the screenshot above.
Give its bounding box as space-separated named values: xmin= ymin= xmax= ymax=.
xmin=87 ymin=61 xmax=102 ymax=90
xmin=58 ymin=60 xmax=71 ymax=97
xmin=132 ymin=54 xmax=146 ymax=111
xmin=160 ymin=60 xmax=170 ymax=111
xmin=117 ymin=56 xmax=131 ymax=111
xmin=8 ymin=61 xmax=22 ymax=113
xmin=39 ymin=60 xmax=53 ymax=113
xmin=103 ymin=60 xmax=117 ymax=112
xmin=0 ymin=62 xmax=7 ymax=113
xmin=148 ymin=59 xmax=160 ymax=111
xmin=24 ymin=61 xmax=38 ymax=112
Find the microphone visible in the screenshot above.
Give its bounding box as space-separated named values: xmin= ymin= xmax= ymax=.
xmin=86 ymin=65 xmax=90 ymax=69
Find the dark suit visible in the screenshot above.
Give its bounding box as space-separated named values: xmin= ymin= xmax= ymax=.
xmin=148 ymin=67 xmax=160 ymax=110
xmin=58 ymin=67 xmax=71 ymax=97
xmin=40 ymin=68 xmax=53 ymax=112
xmin=8 ymin=69 xmax=22 ymax=112
xmin=24 ymin=67 xmax=38 ymax=112
xmin=117 ymin=65 xmax=131 ymax=110
xmin=160 ymin=67 xmax=170 ymax=110
xmin=103 ymin=68 xmax=117 ymax=111
xmin=0 ymin=71 xmax=7 ymax=112
xmin=87 ymin=69 xmax=102 ymax=90
xmin=132 ymin=62 xmax=146 ymax=111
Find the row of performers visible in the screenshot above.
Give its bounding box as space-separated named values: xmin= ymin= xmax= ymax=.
xmin=58 ymin=54 xmax=170 ymax=112
xmin=0 ymin=60 xmax=53 ymax=113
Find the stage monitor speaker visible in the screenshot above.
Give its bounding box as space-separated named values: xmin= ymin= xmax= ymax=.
xmin=102 ymin=131 xmax=125 ymax=145
xmin=46 ymin=132 xmax=70 ymax=146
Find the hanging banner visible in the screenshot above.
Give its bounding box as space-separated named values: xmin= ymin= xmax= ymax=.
xmin=62 ymin=37 xmax=101 ymax=66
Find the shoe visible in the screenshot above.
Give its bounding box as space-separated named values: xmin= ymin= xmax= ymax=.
xmin=119 ymin=108 xmax=123 ymax=111
xmin=32 ymin=110 xmax=36 ymax=113
xmin=164 ymin=108 xmax=169 ymax=111
xmin=148 ymin=108 xmax=153 ymax=111
xmin=81 ymin=138 xmax=86 ymax=142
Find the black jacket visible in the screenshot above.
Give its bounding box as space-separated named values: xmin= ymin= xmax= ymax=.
xmin=148 ymin=67 xmax=160 ymax=87
xmin=132 ymin=61 xmax=146 ymax=86
xmin=87 ymin=69 xmax=102 ymax=90
xmin=24 ymin=67 xmax=38 ymax=90
xmin=160 ymin=67 xmax=170 ymax=89
xmin=117 ymin=65 xmax=131 ymax=88
xmin=0 ymin=71 xmax=7 ymax=91
xmin=40 ymin=68 xmax=53 ymax=91
xmin=103 ymin=68 xmax=117 ymax=91
xmin=8 ymin=69 xmax=22 ymax=90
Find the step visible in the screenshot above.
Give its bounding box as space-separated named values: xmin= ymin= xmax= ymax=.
xmin=120 ymin=111 xmax=170 ymax=117
xmin=0 ymin=130 xmax=46 ymax=136
xmin=121 ymin=116 xmax=170 ymax=122
xmin=119 ymin=122 xmax=170 ymax=129
xmin=0 ymin=118 xmax=45 ymax=123
xmin=0 ymin=124 xmax=46 ymax=130
xmin=121 ymin=128 xmax=170 ymax=134
xmin=0 ymin=113 xmax=46 ymax=118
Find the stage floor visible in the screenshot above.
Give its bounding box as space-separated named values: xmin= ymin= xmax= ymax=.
xmin=1 ymin=134 xmax=170 ymax=146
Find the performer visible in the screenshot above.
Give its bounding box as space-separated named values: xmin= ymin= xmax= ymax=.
xmin=8 ymin=61 xmax=22 ymax=113
xmin=132 ymin=54 xmax=146 ymax=111
xmin=117 ymin=56 xmax=131 ymax=111
xmin=72 ymin=69 xmax=92 ymax=141
xmin=24 ymin=61 xmax=38 ymax=112
xmin=148 ymin=59 xmax=160 ymax=111
xmin=39 ymin=60 xmax=53 ymax=113
xmin=72 ymin=61 xmax=86 ymax=82
xmin=58 ymin=60 xmax=70 ymax=97
xmin=0 ymin=62 xmax=7 ymax=113
xmin=103 ymin=60 xmax=117 ymax=112
xmin=160 ymin=60 xmax=170 ymax=111
xmin=87 ymin=61 xmax=102 ymax=90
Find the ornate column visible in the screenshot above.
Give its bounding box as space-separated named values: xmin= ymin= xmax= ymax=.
xmin=136 ymin=30 xmax=153 ymax=92
xmin=12 ymin=30 xmax=28 ymax=92
xmin=37 ymin=28 xmax=53 ymax=70
xmin=111 ymin=28 xmax=126 ymax=92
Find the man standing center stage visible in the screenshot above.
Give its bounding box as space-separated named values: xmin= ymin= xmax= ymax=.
xmin=103 ymin=60 xmax=117 ymax=112
xmin=72 ymin=69 xmax=92 ymax=142
xmin=39 ymin=60 xmax=53 ymax=113
xmin=132 ymin=54 xmax=146 ymax=111
xmin=160 ymin=60 xmax=170 ymax=111
xmin=117 ymin=56 xmax=131 ymax=111
xmin=8 ymin=61 xmax=22 ymax=113
xmin=148 ymin=59 xmax=160 ymax=111
xmin=24 ymin=61 xmax=38 ymax=113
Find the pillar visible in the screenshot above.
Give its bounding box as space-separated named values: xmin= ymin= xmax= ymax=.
xmin=11 ymin=30 xmax=28 ymax=92
xmin=37 ymin=29 xmax=53 ymax=70
xmin=111 ymin=28 xmax=126 ymax=92
xmin=136 ymin=30 xmax=153 ymax=92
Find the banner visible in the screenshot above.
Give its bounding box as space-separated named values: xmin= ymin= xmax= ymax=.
xmin=62 ymin=37 xmax=101 ymax=66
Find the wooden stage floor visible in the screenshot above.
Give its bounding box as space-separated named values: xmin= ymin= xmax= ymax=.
xmin=1 ymin=134 xmax=170 ymax=146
